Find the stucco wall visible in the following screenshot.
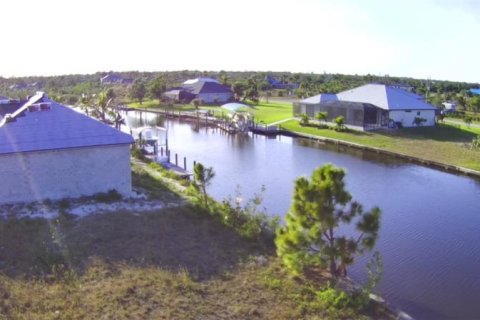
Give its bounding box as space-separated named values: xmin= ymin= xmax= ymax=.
xmin=0 ymin=144 xmax=131 ymax=204
xmin=389 ymin=110 xmax=435 ymax=127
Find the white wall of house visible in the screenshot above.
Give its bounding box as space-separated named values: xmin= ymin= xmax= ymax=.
xmin=198 ymin=92 xmax=232 ymax=103
xmin=0 ymin=144 xmax=131 ymax=204
xmin=388 ymin=110 xmax=436 ymax=127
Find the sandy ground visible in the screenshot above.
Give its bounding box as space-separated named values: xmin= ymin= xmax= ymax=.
xmin=0 ymin=189 xmax=182 ymax=220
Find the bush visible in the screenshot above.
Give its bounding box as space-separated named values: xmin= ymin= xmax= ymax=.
xmin=333 ymin=116 xmax=345 ymax=131
xmin=299 ymin=113 xmax=310 ymax=126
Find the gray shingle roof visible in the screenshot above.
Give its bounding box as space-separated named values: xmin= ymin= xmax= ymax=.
xmin=183 ymin=80 xmax=232 ymax=95
xmin=337 ymin=84 xmax=435 ymax=111
xmin=300 ymin=93 xmax=338 ymax=104
xmin=300 ymin=84 xmax=436 ymax=111
xmin=0 ymin=94 xmax=133 ymax=155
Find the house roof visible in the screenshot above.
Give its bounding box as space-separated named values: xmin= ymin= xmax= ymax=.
xmin=336 ymin=84 xmax=436 ymax=111
xmin=183 ymin=77 xmax=219 ymax=85
xmin=0 ymin=93 xmax=133 ymax=155
xmin=470 ymin=88 xmax=480 ymax=95
xmin=183 ymin=81 xmax=232 ymax=95
xmin=300 ymin=93 xmax=338 ymax=104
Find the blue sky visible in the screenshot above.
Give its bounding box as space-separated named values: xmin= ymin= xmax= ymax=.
xmin=1 ymin=0 xmax=479 ymax=83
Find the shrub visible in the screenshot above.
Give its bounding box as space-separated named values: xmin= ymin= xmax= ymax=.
xmin=299 ymin=113 xmax=310 ymax=126
xmin=333 ymin=116 xmax=345 ymax=131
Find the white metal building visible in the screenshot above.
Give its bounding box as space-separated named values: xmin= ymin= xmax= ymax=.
xmin=0 ymin=92 xmax=134 ymax=204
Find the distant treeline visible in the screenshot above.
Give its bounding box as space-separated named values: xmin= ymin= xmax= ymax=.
xmin=1 ymin=70 xmax=479 ymax=111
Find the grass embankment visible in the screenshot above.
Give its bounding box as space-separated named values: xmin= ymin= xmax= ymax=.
xmin=128 ymin=99 xmax=197 ymax=111
xmin=0 ymin=162 xmax=393 ymax=319
xmin=281 ymin=120 xmax=480 ymax=171
xmin=127 ymin=99 xmax=293 ymax=125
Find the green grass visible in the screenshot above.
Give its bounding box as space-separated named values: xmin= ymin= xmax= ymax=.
xmin=200 ymin=101 xmax=294 ymax=124
xmin=128 ymin=99 xmax=197 ymax=111
xmin=282 ymin=120 xmax=480 ymax=171
xmin=128 ymin=99 xmax=294 ymax=125
xmin=248 ymin=101 xmax=293 ymax=124
xmin=0 ymin=208 xmax=392 ymax=320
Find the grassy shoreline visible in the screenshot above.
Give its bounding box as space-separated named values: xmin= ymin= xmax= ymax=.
xmin=127 ymin=99 xmax=480 ymax=171
xmin=0 ymin=160 xmax=396 ymax=319
xmin=280 ymin=120 xmax=480 ymax=171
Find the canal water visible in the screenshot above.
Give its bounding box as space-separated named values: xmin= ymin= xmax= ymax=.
xmin=127 ymin=112 xmax=480 ymax=319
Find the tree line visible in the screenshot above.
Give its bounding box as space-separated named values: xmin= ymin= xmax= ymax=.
xmin=1 ymin=70 xmax=479 ymax=112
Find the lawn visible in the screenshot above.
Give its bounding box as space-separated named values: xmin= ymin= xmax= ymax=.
xmin=281 ymin=120 xmax=480 ymax=171
xmin=248 ymin=101 xmax=293 ymax=124
xmin=128 ymin=99 xmax=197 ymax=111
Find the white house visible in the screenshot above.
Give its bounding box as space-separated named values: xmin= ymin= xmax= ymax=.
xmin=294 ymin=84 xmax=437 ymax=129
xmin=0 ymin=92 xmax=134 ymax=204
xmin=181 ymin=78 xmax=233 ymax=104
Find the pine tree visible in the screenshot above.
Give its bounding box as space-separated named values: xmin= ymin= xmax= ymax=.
xmin=275 ymin=164 xmax=381 ymax=277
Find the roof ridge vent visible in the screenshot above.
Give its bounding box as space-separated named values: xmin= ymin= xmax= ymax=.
xmin=28 ymin=102 xmax=51 ymax=112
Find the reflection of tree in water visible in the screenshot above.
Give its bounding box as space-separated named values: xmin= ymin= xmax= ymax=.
xmin=125 ymin=111 xmax=165 ymax=128
xmin=227 ymin=132 xmax=251 ymax=149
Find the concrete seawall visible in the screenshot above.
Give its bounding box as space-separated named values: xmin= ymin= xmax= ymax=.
xmin=279 ymin=130 xmax=480 ymax=179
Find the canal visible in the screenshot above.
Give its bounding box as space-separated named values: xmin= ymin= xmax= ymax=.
xmin=127 ymin=112 xmax=480 ymax=319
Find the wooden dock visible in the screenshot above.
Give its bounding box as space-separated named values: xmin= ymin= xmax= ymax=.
xmin=161 ymin=161 xmax=192 ymax=179
xmin=250 ymin=123 xmax=279 ymax=136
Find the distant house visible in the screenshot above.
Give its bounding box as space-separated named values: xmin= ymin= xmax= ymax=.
xmin=9 ymin=82 xmax=27 ymax=90
xmin=442 ymin=101 xmax=457 ymax=112
xmin=294 ymin=84 xmax=437 ymax=129
xmin=0 ymin=92 xmax=134 ymax=204
xmin=165 ymin=78 xmax=233 ymax=104
xmin=0 ymin=96 xmax=10 ymax=104
xmin=100 ymin=73 xmax=133 ymax=85
xmin=469 ymin=88 xmax=480 ymax=96
xmin=163 ymin=89 xmax=196 ymax=103
xmin=264 ymin=75 xmax=299 ymax=90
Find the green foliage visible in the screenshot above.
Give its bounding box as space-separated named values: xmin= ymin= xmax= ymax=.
xmin=245 ymin=77 xmax=260 ymax=103
xmin=148 ymin=76 xmax=166 ymax=104
xmin=469 ymin=96 xmax=480 ymax=113
xmin=316 ymin=111 xmax=328 ymax=123
xmin=299 ymin=113 xmax=310 ymax=126
xmin=219 ymin=186 xmax=279 ymax=240
xmin=333 ymin=116 xmax=345 ymax=131
xmin=232 ymin=81 xmax=246 ymax=100
xmin=191 ymin=98 xmax=201 ymax=109
xmin=464 ymin=115 xmax=473 ymax=127
xmin=130 ymin=79 xmax=147 ymax=104
xmin=316 ymin=287 xmax=351 ymax=310
xmin=193 ymin=162 xmax=215 ymax=208
xmin=275 ymin=164 xmax=381 ymax=277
